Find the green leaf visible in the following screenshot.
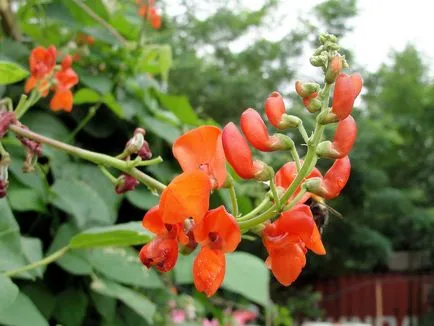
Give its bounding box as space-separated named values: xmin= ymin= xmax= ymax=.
xmin=47 ymin=223 xmax=92 ymax=275
xmin=223 ymin=252 xmax=270 ymax=306
xmin=91 ymin=277 xmax=156 ymax=324
xmin=21 ymin=237 xmax=44 ymax=278
xmin=89 ymin=247 xmax=163 ymax=288
xmin=50 ymin=178 xmax=113 ymax=230
xmin=0 ymin=292 xmax=48 ymax=326
xmin=21 ymin=283 xmax=55 ymax=320
xmin=70 ymin=222 xmax=152 ymax=249
xmin=74 ymin=88 xmax=101 ymax=104
xmin=8 ymin=187 xmax=46 ymax=213
xmin=0 ymin=275 xmax=19 ymax=314
xmin=0 ymin=61 xmax=29 ymax=85
xmin=156 ymin=92 xmax=199 ymax=125
xmin=103 ymin=93 xmax=125 ymax=118
xmin=140 ymin=116 xmax=180 ymax=143
xmin=90 ymin=292 xmax=117 ymax=322
xmin=159 ymin=45 xmax=173 ymax=83
xmin=53 ymin=289 xmax=88 ymax=326
xmin=126 ymin=186 xmax=159 ymax=210
xmin=75 ymin=67 xmax=113 ymax=94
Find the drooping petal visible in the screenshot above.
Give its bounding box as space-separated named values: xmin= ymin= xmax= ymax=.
xmin=139 ymin=237 xmax=178 ymax=272
xmin=173 ymin=126 xmax=227 ymax=188
xmin=193 ymin=206 xmax=241 ymax=253
xmin=50 ymin=89 xmax=73 ymax=112
xmin=159 ymin=171 xmax=211 ymax=224
xmin=322 ymin=156 xmax=351 ymax=199
xmin=142 ymin=206 xmax=166 ymax=236
xmin=267 ymin=243 xmax=306 ymax=286
xmin=55 ymin=67 xmax=79 ymax=90
xmin=263 ymin=204 xmax=315 ymax=250
xmin=265 ymin=92 xmax=286 ymax=129
xmin=305 ymin=225 xmax=326 ymax=255
xmin=193 ymin=247 xmax=226 ymax=297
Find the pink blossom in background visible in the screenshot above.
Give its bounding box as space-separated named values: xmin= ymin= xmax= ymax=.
xmin=202 ymin=319 xmax=219 ymax=326
xmin=171 ymin=309 xmax=186 ymax=324
xmin=232 ymin=310 xmax=257 ymax=325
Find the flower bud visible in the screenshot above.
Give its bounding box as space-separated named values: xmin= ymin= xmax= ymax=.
xmin=126 ymin=132 xmax=145 ymax=154
xmin=138 ymin=140 xmax=152 ymax=160
xmin=264 ymin=92 xmax=286 ymax=129
xmin=325 ymin=55 xmax=343 ymax=84
xmin=240 ymin=108 xmax=291 ymax=152
xmin=115 ymin=173 xmax=139 ymax=194
xmin=295 ymin=81 xmax=320 ymax=98
xmin=316 ymin=115 xmax=357 ymax=159
xmin=0 ymin=112 xmax=17 ymax=138
xmin=222 ymin=122 xmax=270 ymax=180
xmin=302 ymin=93 xmax=322 ymax=113
xmin=331 ymin=73 xmax=363 ymax=120
xmin=278 ymin=114 xmax=301 ymax=129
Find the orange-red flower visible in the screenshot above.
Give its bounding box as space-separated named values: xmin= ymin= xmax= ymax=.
xmin=265 ymin=92 xmax=286 ymax=129
xmin=25 ymin=46 xmax=57 ymax=96
xmin=222 ymin=122 xmax=268 ymax=180
xmin=50 ymin=55 xmax=79 ymax=112
xmin=159 ymin=170 xmax=211 ymax=224
xmin=316 ymin=115 xmax=357 ymax=159
xmin=262 ymin=204 xmax=320 ymax=286
xmin=173 ymin=126 xmax=226 ymax=188
xmin=193 ymin=206 xmax=241 ymax=296
xmin=240 ymin=108 xmax=286 ymax=152
xmin=331 ymin=73 xmax=363 ymax=120
xmin=137 ymin=0 xmax=162 ymax=29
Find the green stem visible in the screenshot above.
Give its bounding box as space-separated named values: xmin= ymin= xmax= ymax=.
xmin=66 ymin=105 xmax=99 ymax=142
xmin=13 ymin=94 xmax=28 ymax=118
xmin=4 ymin=246 xmax=69 ymax=277
xmin=129 ymin=156 xmax=163 ymax=167
xmin=269 ymin=178 xmax=281 ymax=210
xmin=284 ymin=188 xmax=307 ymax=211
xmin=298 ymin=123 xmax=310 ymax=144
xmin=228 ymin=184 xmax=239 ymax=217
xmin=15 ymin=91 xmax=40 ymax=119
xmin=99 ymin=166 xmax=118 ymax=184
xmin=239 ymin=206 xmax=278 ymax=231
xmin=238 ymin=197 xmax=272 ymax=221
xmin=0 ymin=98 xmax=13 ymax=111
xmin=290 ymin=146 xmax=301 ymax=171
xmin=8 ymin=124 xmax=166 ymax=192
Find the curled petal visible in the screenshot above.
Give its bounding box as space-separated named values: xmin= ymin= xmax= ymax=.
xmin=266 ymin=243 xmax=306 ymax=286
xmin=139 ymin=237 xmax=178 ymax=272
xmin=222 ymin=122 xmax=255 ymax=179
xmin=142 ymin=206 xmax=166 ymax=236
xmin=173 ymin=126 xmax=226 ymax=188
xmin=240 ymin=108 xmax=281 ymax=152
xmin=50 ymin=89 xmax=73 ymax=112
xmin=159 ymin=171 xmax=211 ymax=224
xmin=265 ymin=92 xmax=286 ymax=129
xmin=193 ymin=247 xmax=226 ymax=297
xmin=193 ymin=206 xmax=241 ymax=253
xmin=305 ymin=225 xmax=326 ymax=255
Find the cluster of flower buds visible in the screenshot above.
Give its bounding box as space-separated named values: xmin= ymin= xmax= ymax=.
xmin=25 ymin=46 xmax=79 ymax=112
xmin=139 ymin=33 xmax=362 ymax=293
xmin=135 ymin=0 xmax=162 ymax=30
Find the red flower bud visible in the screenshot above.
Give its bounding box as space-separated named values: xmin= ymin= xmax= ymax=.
xmin=316 ymin=115 xmax=357 ymax=158
xmin=265 ymin=92 xmax=286 ymax=129
xmin=240 ymin=108 xmax=285 ymax=152
xmin=302 ymin=92 xmax=321 ymax=113
xmin=138 ymin=140 xmax=152 ymax=160
xmin=325 ymin=55 xmax=343 ymax=83
xmin=115 ymin=174 xmax=139 ymax=194
xmin=331 ymin=73 xmax=363 ymax=120
xmin=0 ymin=180 xmax=8 ymax=198
xmin=295 ymin=81 xmax=320 ymax=98
xmin=222 ymin=122 xmax=268 ymax=180
xmin=0 ymin=112 xmax=16 ymax=138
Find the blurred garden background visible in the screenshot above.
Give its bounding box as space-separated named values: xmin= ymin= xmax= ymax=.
xmin=0 ymin=0 xmax=433 ymax=325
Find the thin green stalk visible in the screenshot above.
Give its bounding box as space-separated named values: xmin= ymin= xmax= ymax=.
xmin=15 ymin=91 xmax=40 ymax=119
xmin=8 ymin=124 xmax=166 ymax=192
xmin=0 ymin=142 xmax=9 ymax=160
xmin=284 ymin=188 xmax=307 ymax=211
xmin=269 ymin=178 xmax=281 ymax=210
xmin=239 ymin=206 xmax=278 ymax=231
xmin=66 ymin=105 xmax=99 ymax=142
xmin=4 ymin=246 xmax=69 ymax=277
xmin=99 ymin=166 xmax=118 ymax=184
xmin=0 ymin=98 xmax=13 ymax=111
xmin=238 ymin=197 xmax=272 ymax=221
xmin=128 ymin=156 xmax=163 ymax=168
xmin=298 ymin=123 xmax=310 ymax=144
xmin=228 ymin=184 xmax=239 ymax=217
xmin=13 ymin=94 xmax=28 ymax=118
xmin=290 ymin=146 xmax=301 ymax=171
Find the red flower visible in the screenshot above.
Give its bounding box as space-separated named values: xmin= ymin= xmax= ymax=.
xmin=137 ymin=0 xmax=162 ymax=29
xmin=240 ymin=108 xmax=287 ymax=152
xmin=275 ymin=161 xmax=322 ymax=204
xmin=159 ymin=170 xmax=211 ymax=224
xmin=50 ymin=55 xmax=79 ymax=112
xmin=193 ymin=206 xmax=241 ymax=296
xmin=173 ymin=126 xmax=226 ymax=188
xmin=316 ymin=115 xmax=357 ymax=158
xmin=262 ymin=204 xmax=316 ymax=286
xmin=265 ymin=92 xmax=286 ymax=129
xmin=29 ymin=46 xmax=56 ymax=79
xmin=222 ymin=122 xmax=268 ymax=180
xmin=331 ymin=73 xmax=363 ymax=120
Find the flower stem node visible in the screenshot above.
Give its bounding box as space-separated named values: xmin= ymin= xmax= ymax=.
xmin=295 ymin=81 xmax=320 ymax=98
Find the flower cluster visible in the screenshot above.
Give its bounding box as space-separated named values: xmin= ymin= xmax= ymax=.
xmin=25 ymin=46 xmax=79 ymax=112
xmin=139 ymin=34 xmax=362 ymax=293
xmin=136 ymin=0 xmax=162 ymax=30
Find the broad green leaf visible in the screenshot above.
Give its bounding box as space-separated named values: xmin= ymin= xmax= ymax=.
xmin=91 ymin=277 xmax=156 ymax=324
xmin=75 ymin=67 xmax=112 ymax=94
xmin=0 ymin=61 xmax=29 ymax=85
xmin=89 ymin=247 xmax=163 ymax=288
xmin=223 ymin=252 xmax=270 ymax=306
xmin=47 ymin=223 xmax=92 ymax=275
xmin=21 ymin=283 xmax=55 ymax=320
xmin=0 ymin=275 xmax=19 ymax=314
xmin=21 ymin=237 xmax=44 ymax=278
xmin=159 ymin=45 xmax=173 ymax=83
xmin=0 ymin=199 xmax=36 ymax=279
xmin=53 ymin=289 xmax=88 ymax=326
xmin=0 ymin=292 xmax=48 ymax=326
xmin=126 ymin=186 xmax=159 ymax=210
xmin=8 ymin=186 xmax=46 ymax=213
xmin=22 ymin=112 xmax=70 ymax=139
xmin=74 ymin=88 xmax=101 ymax=104
xmin=103 ymin=93 xmax=125 ymax=118
xmin=156 ymin=92 xmax=199 ymax=125
xmin=70 ymin=222 xmax=152 ymax=249
xmin=50 ymin=178 xmax=113 ymax=230
xmin=90 ymin=292 xmax=117 ymax=322
xmin=62 ymin=0 xmax=109 ymax=25
xmin=140 ymin=116 xmax=180 ymax=143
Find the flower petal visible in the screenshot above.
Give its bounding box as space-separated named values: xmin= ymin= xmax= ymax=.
xmin=267 ymin=243 xmax=306 ymax=286
xmin=142 ymin=205 xmax=166 ymax=236
xmin=305 ymin=224 xmax=326 ymax=255
xmin=139 ymin=237 xmax=178 ymax=272
xmin=50 ymin=89 xmax=73 ymax=112
xmin=193 ymin=247 xmax=225 ymax=297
